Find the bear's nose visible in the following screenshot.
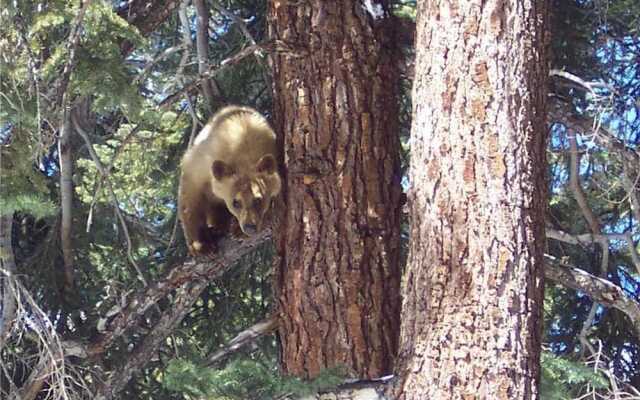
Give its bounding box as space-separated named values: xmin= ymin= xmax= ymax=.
xmin=243 ymin=224 xmax=257 ymax=235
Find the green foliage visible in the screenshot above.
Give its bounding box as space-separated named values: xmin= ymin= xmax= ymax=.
xmin=75 ymin=112 xmax=184 ymax=225
xmin=0 ymin=193 xmax=56 ymax=218
xmin=392 ymin=0 xmax=416 ymax=20
xmin=540 ymin=352 xmax=609 ymax=400
xmin=163 ymin=359 xmax=346 ymax=400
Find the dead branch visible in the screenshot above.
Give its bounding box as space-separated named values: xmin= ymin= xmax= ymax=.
xmin=206 ymin=316 xmax=278 ymax=366
xmin=133 ymin=44 xmax=186 ymax=85
xmin=550 ymin=69 xmax=616 ymax=97
xmin=95 ymin=280 xmax=208 ymax=400
xmin=88 ymin=229 xmax=271 ymax=357
xmin=550 ymin=104 xmax=640 ymax=169
xmin=547 ymin=228 xmax=640 ymax=275
xmin=1 ymin=270 xmax=93 ymax=400
xmin=160 ymin=42 xmax=270 ymax=109
xmin=92 ymin=230 xmax=272 ymax=399
xmin=544 ymin=254 xmax=640 ymax=338
xmin=117 ymin=0 xmax=181 ymax=54
xmin=567 ymin=130 xmax=602 ymax=235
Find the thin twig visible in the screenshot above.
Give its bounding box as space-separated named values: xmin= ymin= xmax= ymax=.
xmin=72 ymin=113 xmax=149 ymax=287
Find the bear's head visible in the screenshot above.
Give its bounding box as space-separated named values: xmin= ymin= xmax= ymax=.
xmin=211 ymin=154 xmax=281 ymax=235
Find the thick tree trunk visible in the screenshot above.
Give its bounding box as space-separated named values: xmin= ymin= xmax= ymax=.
xmin=268 ymin=0 xmax=402 ymax=379
xmin=395 ymin=0 xmax=549 ymax=398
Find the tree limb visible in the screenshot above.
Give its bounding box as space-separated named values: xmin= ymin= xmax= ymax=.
xmin=194 ymin=0 xmax=218 ymax=110
xmin=92 ymin=230 xmax=272 ymax=399
xmin=206 ymin=316 xmax=278 ymax=366
xmin=88 ymin=229 xmax=272 ymax=357
xmin=567 ymin=130 xmax=602 ymax=235
xmin=95 ymin=279 xmax=207 ymax=400
xmin=58 ymin=108 xmax=76 ymax=296
xmin=160 ymin=43 xmax=266 ymax=108
xmin=544 ymin=254 xmax=640 ymax=338
xmin=117 ymin=0 xmax=181 ymax=54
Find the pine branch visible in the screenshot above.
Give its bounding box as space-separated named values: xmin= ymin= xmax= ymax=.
xmin=92 ymin=230 xmax=271 ymax=399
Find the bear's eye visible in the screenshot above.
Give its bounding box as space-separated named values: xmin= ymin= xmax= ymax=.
xmin=252 ymin=198 xmax=263 ymax=209
xmin=232 ymin=199 xmax=241 ymax=209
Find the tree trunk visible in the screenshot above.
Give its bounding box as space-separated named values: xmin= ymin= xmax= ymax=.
xmin=0 ymin=213 xmax=16 ymax=350
xmin=194 ymin=0 xmax=217 ymax=110
xmin=268 ymin=0 xmax=402 ymax=379
xmin=394 ymin=0 xmax=549 ymax=398
xmin=59 ymin=107 xmax=75 ymax=295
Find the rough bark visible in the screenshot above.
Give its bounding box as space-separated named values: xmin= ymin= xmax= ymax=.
xmin=268 ymin=0 xmax=402 ymax=379
xmin=395 ymin=0 xmax=549 ymax=398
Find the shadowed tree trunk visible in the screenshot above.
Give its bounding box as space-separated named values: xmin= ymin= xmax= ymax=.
xmin=268 ymin=0 xmax=402 ymax=379
xmin=394 ymin=0 xmax=549 ymax=398
xmin=0 ymin=213 xmax=16 ymax=350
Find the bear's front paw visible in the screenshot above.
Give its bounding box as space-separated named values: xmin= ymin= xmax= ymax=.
xmin=188 ymin=240 xmax=217 ymax=257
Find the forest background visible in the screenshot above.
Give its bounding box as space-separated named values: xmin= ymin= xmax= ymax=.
xmin=1 ymin=0 xmax=639 ymax=399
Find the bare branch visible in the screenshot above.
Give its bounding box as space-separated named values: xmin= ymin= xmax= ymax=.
xmin=134 ymin=44 xmax=186 ymax=85
xmin=92 ymin=231 xmax=272 ymax=399
xmin=160 ymin=42 xmax=276 ymax=109
xmin=177 ymin=0 xmax=204 ymax=147
xmin=212 ymin=1 xmax=257 ymax=46
xmin=544 ymin=254 xmax=640 ymax=338
xmin=95 ymin=280 xmax=208 ymax=400
xmin=194 ymin=0 xmax=218 ymax=109
xmin=550 ymin=104 xmax=640 ymax=169
xmin=1 ymin=270 xmax=92 ymax=400
xmin=88 ymin=229 xmax=271 ymax=357
xmin=567 ymin=130 xmax=602 ymax=235
xmin=550 ymin=69 xmax=616 ymax=97
xmin=547 ymin=228 xmax=640 ymax=275
xmin=206 ymin=316 xmax=278 ymax=366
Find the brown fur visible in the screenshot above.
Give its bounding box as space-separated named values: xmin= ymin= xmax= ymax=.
xmin=178 ymin=106 xmax=281 ymax=255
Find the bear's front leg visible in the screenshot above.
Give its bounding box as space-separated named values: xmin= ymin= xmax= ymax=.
xmin=180 ymin=191 xmax=216 ymax=256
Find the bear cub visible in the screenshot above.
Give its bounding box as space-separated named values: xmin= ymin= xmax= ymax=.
xmin=179 ymin=106 xmax=281 ymax=256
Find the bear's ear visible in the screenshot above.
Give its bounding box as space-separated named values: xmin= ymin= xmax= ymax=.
xmin=212 ymin=160 xmax=235 ymax=180
xmin=255 ymin=154 xmax=276 ymax=174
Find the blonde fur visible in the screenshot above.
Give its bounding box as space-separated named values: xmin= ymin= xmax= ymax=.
xmin=179 ymin=106 xmax=281 ymax=255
